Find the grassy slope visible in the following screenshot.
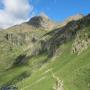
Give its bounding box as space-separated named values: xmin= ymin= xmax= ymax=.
xmin=16 ymin=41 xmax=90 ymax=90
xmin=0 ymin=39 xmax=90 ymax=90
xmin=0 ymin=25 xmax=90 ymax=90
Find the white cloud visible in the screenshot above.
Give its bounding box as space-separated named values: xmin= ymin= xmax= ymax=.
xmin=0 ymin=0 xmax=33 ymax=29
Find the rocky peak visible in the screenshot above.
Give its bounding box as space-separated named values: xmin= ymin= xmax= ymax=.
xmin=39 ymin=12 xmax=49 ymax=19
xmin=59 ymin=14 xmax=84 ymax=27
xmin=66 ymin=14 xmax=84 ymax=22
xmin=27 ymin=13 xmax=55 ymax=30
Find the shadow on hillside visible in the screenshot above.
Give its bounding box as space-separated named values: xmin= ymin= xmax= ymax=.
xmin=39 ymin=14 xmax=90 ymax=58
xmin=12 ymin=54 xmax=33 ymax=67
xmin=6 ymin=14 xmax=90 ymax=70
xmin=1 ymin=71 xmax=31 ymax=90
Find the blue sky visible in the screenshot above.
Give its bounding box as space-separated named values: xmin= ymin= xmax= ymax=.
xmin=0 ymin=0 xmax=90 ymax=28
xmin=30 ymin=0 xmax=90 ymax=21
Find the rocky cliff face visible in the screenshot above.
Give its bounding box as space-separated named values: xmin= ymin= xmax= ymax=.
xmin=0 ymin=14 xmax=90 ymax=64
xmin=26 ymin=14 xmax=90 ymax=57
xmin=72 ymin=28 xmax=90 ymax=55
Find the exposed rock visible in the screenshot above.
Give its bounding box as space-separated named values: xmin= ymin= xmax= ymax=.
xmin=27 ymin=13 xmax=55 ymax=30
xmin=1 ymin=85 xmax=18 ymax=90
xmin=5 ymin=33 xmax=31 ymax=46
xmin=52 ymin=74 xmax=64 ymax=90
xmin=67 ymin=14 xmax=84 ymax=21
xmin=59 ymin=14 xmax=84 ymax=27
xmin=72 ymin=30 xmax=90 ymax=55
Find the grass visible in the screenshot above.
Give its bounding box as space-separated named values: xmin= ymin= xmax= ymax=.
xmin=0 ymin=20 xmax=90 ymax=90
xmin=0 ymin=40 xmax=89 ymax=90
xmin=15 ymin=41 xmax=90 ymax=90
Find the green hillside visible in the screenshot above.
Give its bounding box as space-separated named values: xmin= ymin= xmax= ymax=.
xmin=0 ymin=14 xmax=90 ymax=90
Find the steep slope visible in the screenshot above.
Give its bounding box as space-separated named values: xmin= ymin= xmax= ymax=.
xmin=0 ymin=14 xmax=90 ymax=90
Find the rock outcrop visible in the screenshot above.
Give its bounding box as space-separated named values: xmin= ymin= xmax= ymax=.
xmin=52 ymin=74 xmax=64 ymax=90
xmin=27 ymin=13 xmax=55 ymax=30
xmin=72 ymin=30 xmax=90 ymax=55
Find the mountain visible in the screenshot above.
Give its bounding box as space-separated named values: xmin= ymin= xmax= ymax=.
xmin=58 ymin=14 xmax=84 ymax=27
xmin=0 ymin=13 xmax=90 ymax=90
xmin=27 ymin=13 xmax=55 ymax=30
xmin=66 ymin=14 xmax=84 ymax=21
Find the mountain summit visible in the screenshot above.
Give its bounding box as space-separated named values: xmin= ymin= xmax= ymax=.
xmin=59 ymin=14 xmax=84 ymax=27
xmin=27 ymin=13 xmax=55 ymax=30
xmin=66 ymin=14 xmax=84 ymax=21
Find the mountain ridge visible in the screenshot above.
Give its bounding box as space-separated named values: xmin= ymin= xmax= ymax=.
xmin=1 ymin=13 xmax=84 ymax=31
xmin=0 ymin=13 xmax=90 ymax=90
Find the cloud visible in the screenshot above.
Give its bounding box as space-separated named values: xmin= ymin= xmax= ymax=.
xmin=0 ymin=0 xmax=33 ymax=29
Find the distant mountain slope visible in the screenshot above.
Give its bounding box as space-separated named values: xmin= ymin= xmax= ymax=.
xmin=57 ymin=14 xmax=84 ymax=28
xmin=5 ymin=13 xmax=55 ymax=33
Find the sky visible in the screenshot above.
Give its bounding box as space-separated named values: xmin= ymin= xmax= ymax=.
xmin=0 ymin=0 xmax=90 ymax=29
